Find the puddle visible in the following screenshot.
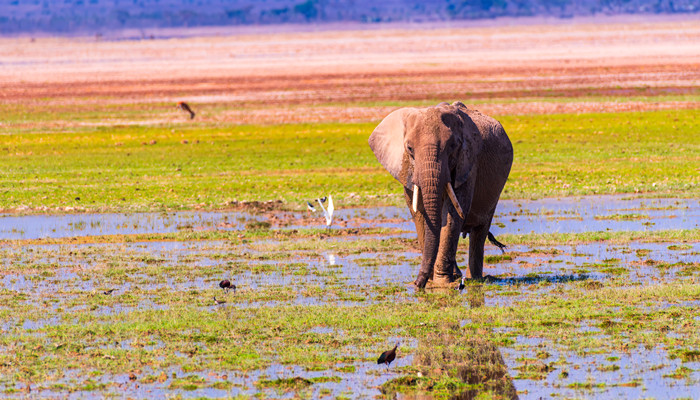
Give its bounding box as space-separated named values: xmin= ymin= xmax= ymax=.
xmin=493 ymin=196 xmax=699 ymax=234
xmin=0 ymin=211 xmax=266 ymax=240
xmin=1 ymin=196 xmax=697 ymax=240
xmin=503 ymin=344 xmax=700 ymax=399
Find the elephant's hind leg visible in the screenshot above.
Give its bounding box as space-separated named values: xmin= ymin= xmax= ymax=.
xmin=467 ymin=224 xmax=490 ymax=279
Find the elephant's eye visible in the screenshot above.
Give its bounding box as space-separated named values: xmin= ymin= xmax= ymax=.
xmin=406 ymin=144 xmax=414 ymax=157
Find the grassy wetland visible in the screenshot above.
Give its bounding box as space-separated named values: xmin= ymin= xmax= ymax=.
xmin=1 ymin=17 xmax=700 ymax=399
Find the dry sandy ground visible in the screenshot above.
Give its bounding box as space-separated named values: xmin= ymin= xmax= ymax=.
xmin=1 ymin=15 xmax=698 ymax=124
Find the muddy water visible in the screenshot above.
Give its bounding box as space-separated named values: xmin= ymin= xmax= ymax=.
xmin=1 ymin=196 xmax=697 ymax=240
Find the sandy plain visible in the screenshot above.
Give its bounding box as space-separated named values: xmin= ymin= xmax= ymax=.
xmin=1 ymin=15 xmax=699 ymax=125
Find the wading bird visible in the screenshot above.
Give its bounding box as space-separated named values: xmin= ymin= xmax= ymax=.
xmin=377 ymin=343 xmax=399 ymax=368
xmin=103 ymin=289 xmax=117 ymax=295
xmin=458 ymin=277 xmax=465 ymax=291
xmin=178 ymin=101 xmax=195 ymax=119
xmin=306 ymin=201 xmax=316 ymax=212
xmin=219 ymin=279 xmax=236 ymax=293
xmin=317 ymin=195 xmax=334 ymax=229
xmin=212 ymin=296 xmax=226 ymax=305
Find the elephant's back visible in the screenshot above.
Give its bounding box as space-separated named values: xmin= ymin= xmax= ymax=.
xmin=457 ymin=105 xmax=513 ymax=169
xmin=458 ymin=104 xmax=513 ymax=227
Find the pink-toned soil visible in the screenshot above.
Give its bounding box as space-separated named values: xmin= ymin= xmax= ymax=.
xmin=1 ymin=15 xmax=698 ymax=124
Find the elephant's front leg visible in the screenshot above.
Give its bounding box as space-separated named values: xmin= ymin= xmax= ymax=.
xmin=431 ymin=206 xmax=463 ymax=286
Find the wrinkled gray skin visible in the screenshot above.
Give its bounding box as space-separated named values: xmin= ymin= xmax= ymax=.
xmin=369 ymin=102 xmax=513 ymax=288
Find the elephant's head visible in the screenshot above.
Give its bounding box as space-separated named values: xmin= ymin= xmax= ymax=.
xmin=368 ymin=102 xmax=482 ymax=288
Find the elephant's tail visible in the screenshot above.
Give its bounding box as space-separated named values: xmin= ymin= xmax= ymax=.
xmin=487 ymin=232 xmax=507 ymax=254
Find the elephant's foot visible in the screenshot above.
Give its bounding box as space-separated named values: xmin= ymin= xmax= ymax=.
xmin=430 ymin=273 xmax=457 ymax=287
xmin=465 ymin=263 xmax=484 ymax=279
xmin=414 ymin=271 xmax=432 ymax=289
xmin=430 ymin=260 xmax=461 ymax=287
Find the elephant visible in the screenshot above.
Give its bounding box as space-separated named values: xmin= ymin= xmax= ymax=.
xmin=368 ymin=101 xmax=513 ymax=288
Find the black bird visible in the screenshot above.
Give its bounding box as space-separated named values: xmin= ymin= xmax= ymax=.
xmin=306 ymin=201 xmax=316 ymax=212
xmin=487 ymin=232 xmax=507 ymax=254
xmin=318 ymin=196 xmax=327 ymax=204
xmin=219 ymin=279 xmax=236 ymax=293
xmin=458 ymin=277 xmax=465 ymax=291
xmin=178 ymin=101 xmax=196 ymax=119
xmin=212 ymin=296 xmax=226 ymax=305
xmin=103 ymin=289 xmax=117 ymax=295
xmin=377 ymin=344 xmax=399 ymax=368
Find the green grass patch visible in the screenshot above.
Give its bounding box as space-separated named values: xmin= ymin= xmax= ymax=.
xmin=1 ymin=109 xmax=698 ymax=213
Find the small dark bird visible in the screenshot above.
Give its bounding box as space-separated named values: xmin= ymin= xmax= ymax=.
xmin=377 ymin=344 xmax=399 ymax=368
xmin=487 ymin=232 xmax=507 ymax=254
xmin=219 ymin=279 xmax=236 ymax=293
xmin=306 ymin=201 xmax=316 ymax=212
xmin=458 ymin=277 xmax=465 ymax=291
xmin=318 ymin=196 xmax=327 ymax=204
xmin=178 ymin=101 xmax=195 ymax=119
xmin=213 ymin=296 xmax=226 ymax=305
xmin=103 ymin=289 xmax=116 ymax=295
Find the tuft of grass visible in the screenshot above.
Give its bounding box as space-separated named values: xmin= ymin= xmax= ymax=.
xmin=594 ymin=213 xmax=649 ymax=220
xmin=256 ymin=377 xmax=314 ymax=389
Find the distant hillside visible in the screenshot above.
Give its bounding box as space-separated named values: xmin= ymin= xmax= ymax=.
xmin=1 ymin=0 xmax=698 ymax=35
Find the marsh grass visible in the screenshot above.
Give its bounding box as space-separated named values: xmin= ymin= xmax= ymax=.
xmin=1 ymin=109 xmax=698 ymax=213
xmin=2 ymin=220 xmax=697 ymax=398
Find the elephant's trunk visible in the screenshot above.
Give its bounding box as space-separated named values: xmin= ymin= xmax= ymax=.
xmin=414 ymin=152 xmax=448 ymax=288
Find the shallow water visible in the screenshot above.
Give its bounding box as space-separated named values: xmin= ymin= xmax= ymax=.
xmin=1 ymin=196 xmax=698 ymax=399
xmin=2 ymin=239 xmax=697 ymax=307
xmin=503 ymin=343 xmax=700 ymax=399
xmin=1 ymin=195 xmax=697 ymax=240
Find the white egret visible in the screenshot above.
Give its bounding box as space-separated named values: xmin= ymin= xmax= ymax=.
xmin=317 ymin=195 xmax=334 ymax=228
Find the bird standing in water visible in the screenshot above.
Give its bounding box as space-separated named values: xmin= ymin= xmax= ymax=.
xmin=212 ymin=296 xmax=226 ymax=305
xmin=377 ymin=343 xmax=399 ymax=368
xmin=219 ymin=279 xmax=236 ymax=293
xmin=178 ymin=101 xmax=196 ymax=119
xmin=306 ymin=201 xmax=316 ymax=212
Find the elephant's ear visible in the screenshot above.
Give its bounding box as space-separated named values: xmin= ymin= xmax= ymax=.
xmin=452 ymin=107 xmax=482 ymax=189
xmin=368 ymin=108 xmax=418 ymax=186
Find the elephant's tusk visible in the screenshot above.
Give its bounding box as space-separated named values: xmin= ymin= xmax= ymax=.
xmin=412 ymin=185 xmax=419 ymax=213
xmin=446 ymin=183 xmax=465 ymax=220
